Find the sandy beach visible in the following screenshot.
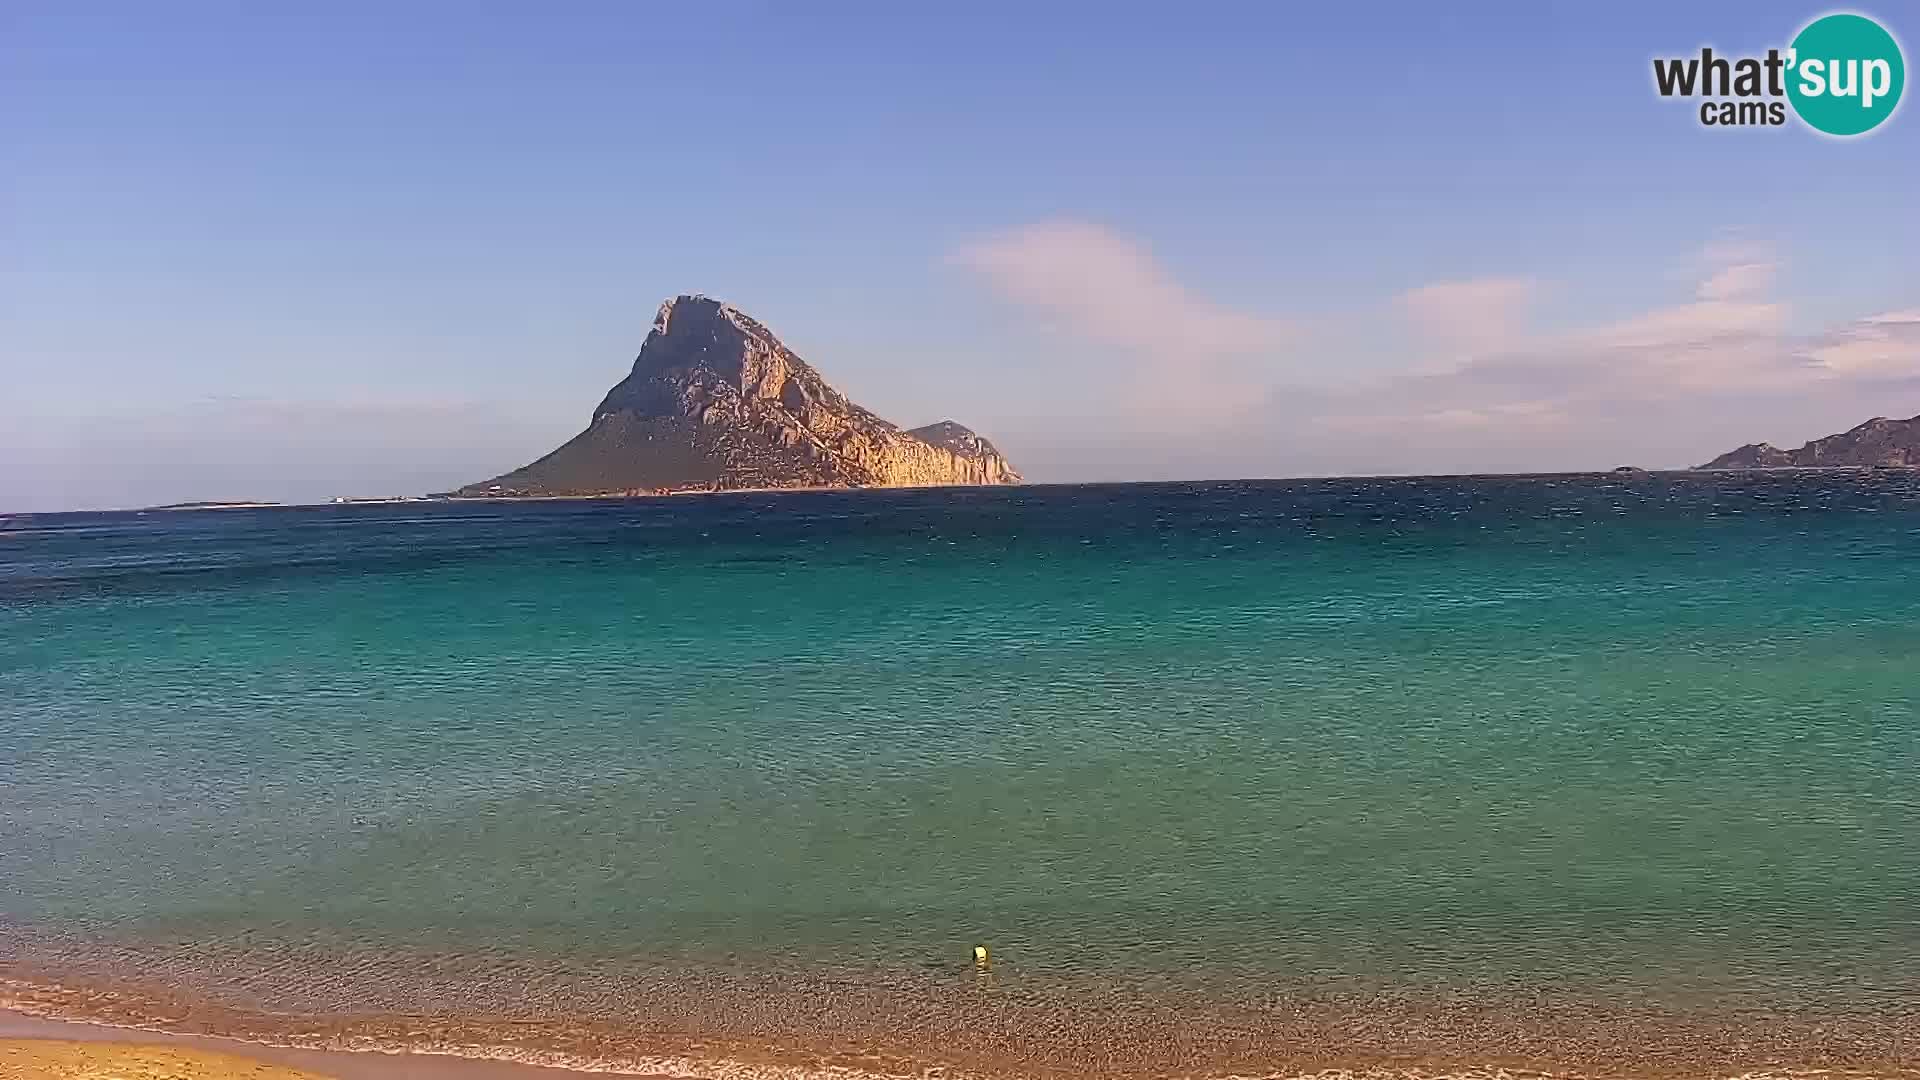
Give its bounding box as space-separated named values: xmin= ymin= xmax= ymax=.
xmin=8 ymin=966 xmax=1920 ymax=1080
xmin=0 ymin=1014 xmax=644 ymax=1080
xmin=0 ymin=1039 xmax=332 ymax=1080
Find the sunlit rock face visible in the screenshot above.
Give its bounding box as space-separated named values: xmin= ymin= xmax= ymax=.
xmin=462 ymin=295 xmax=1022 ymax=496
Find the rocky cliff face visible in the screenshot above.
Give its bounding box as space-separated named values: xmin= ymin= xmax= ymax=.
xmin=1697 ymin=414 xmax=1920 ymax=470
xmin=461 ymin=296 xmax=1021 ymax=496
xmin=905 ymin=420 xmax=1015 ymax=465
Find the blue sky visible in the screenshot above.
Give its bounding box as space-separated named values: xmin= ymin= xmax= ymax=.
xmin=4 ymin=0 xmax=1917 ymax=510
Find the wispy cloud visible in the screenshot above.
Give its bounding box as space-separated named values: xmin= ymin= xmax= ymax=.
xmin=1282 ymin=239 xmax=1917 ymax=469
xmin=970 ymin=228 xmax=1914 ymax=478
xmin=1808 ymin=309 xmax=1920 ymax=377
xmin=1696 ymin=260 xmax=1776 ymax=302
xmin=1399 ymin=277 xmax=1535 ymax=356
xmin=951 ymin=221 xmax=1299 ymax=423
xmin=951 ymin=221 xmax=1295 ymax=357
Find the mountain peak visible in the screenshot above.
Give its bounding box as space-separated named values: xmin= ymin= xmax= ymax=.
xmin=461 ymin=297 xmax=1020 ymax=496
xmin=652 ymin=293 xmax=758 ymax=339
xmin=906 ymin=420 xmax=1011 ymax=463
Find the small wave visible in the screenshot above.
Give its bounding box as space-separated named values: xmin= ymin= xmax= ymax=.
xmin=6 ymin=977 xmax=1914 ymax=1080
xmin=2 ymin=980 xmax=971 ymax=1080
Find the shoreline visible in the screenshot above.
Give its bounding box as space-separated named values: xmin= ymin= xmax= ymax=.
xmin=0 ymin=1012 xmax=656 ymax=1079
xmin=4 ymin=1013 xmax=1917 ymax=1080
xmin=0 ymin=978 xmax=962 ymax=1080
xmin=6 ymin=970 xmax=1919 ymax=1080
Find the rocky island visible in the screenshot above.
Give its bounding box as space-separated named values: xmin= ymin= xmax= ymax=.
xmin=1697 ymin=414 xmax=1920 ymax=470
xmin=461 ymin=296 xmax=1020 ymax=497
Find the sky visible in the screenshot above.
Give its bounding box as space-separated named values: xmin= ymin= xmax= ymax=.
xmin=4 ymin=0 xmax=1917 ymax=511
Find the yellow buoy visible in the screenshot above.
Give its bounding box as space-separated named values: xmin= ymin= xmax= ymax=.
xmin=973 ymin=944 xmax=990 ymax=967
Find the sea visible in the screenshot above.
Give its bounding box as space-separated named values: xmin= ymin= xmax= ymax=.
xmin=3 ymin=473 xmax=1917 ymax=1079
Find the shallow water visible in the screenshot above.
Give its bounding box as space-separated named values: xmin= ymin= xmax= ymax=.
xmin=3 ymin=474 xmax=1918 ymax=1077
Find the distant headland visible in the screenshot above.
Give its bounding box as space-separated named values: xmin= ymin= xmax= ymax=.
xmin=1697 ymin=414 xmax=1920 ymax=470
xmin=456 ymin=295 xmax=1021 ymax=498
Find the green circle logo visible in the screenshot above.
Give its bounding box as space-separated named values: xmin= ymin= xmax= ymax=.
xmin=1786 ymin=13 xmax=1905 ymax=136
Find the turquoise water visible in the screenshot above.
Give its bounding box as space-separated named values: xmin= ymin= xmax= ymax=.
xmin=3 ymin=474 xmax=1918 ymax=1076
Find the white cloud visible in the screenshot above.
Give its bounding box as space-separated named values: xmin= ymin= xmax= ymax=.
xmin=1807 ymin=309 xmax=1920 ymax=376
xmin=1276 ymin=239 xmax=1917 ymax=467
xmin=951 ymin=221 xmax=1295 ymax=357
xmin=951 ymin=221 xmax=1299 ymax=424
xmin=1697 ymin=261 xmax=1776 ymax=301
xmin=1576 ymin=298 xmax=1784 ymax=352
xmin=1399 ymin=277 xmax=1535 ymax=355
xmin=978 ymin=229 xmax=1913 ymax=479
xmin=952 ymin=226 xmax=1865 ymax=452
xmin=1423 ymin=240 xmax=1798 ymax=394
xmin=1320 ymin=399 xmax=1568 ymax=436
